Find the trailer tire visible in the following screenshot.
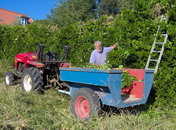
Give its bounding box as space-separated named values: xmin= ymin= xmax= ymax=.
xmin=22 ymin=67 xmax=44 ymax=92
xmin=5 ymin=72 xmax=16 ymax=86
xmin=70 ymin=88 xmax=101 ymax=120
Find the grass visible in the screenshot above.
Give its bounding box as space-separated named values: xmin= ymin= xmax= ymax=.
xmin=0 ymin=61 xmax=176 ymax=129
xmin=0 ymin=83 xmax=176 ymax=129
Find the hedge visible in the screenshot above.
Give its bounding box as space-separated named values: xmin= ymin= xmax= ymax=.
xmin=0 ymin=8 xmax=176 ymax=110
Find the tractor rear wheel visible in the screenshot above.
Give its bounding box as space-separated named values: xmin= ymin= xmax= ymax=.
xmin=70 ymin=88 xmax=101 ymax=120
xmin=5 ymin=72 xmax=16 ymax=86
xmin=22 ymin=67 xmax=44 ymax=92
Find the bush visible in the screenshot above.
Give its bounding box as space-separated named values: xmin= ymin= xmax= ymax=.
xmin=0 ymin=8 xmax=176 ymax=110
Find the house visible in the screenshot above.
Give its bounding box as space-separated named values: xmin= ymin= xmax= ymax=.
xmin=0 ymin=8 xmax=33 ymax=25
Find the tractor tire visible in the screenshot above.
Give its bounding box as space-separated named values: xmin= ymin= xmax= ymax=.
xmin=5 ymin=72 xmax=16 ymax=86
xmin=70 ymin=88 xmax=101 ymax=120
xmin=22 ymin=67 xmax=44 ymax=92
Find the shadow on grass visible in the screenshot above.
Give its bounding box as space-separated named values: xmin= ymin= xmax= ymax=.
xmin=0 ymin=125 xmax=32 ymax=130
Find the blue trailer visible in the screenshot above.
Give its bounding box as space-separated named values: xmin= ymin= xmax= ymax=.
xmin=58 ymin=67 xmax=154 ymax=120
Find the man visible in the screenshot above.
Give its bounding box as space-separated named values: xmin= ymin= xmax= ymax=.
xmin=89 ymin=41 xmax=117 ymax=65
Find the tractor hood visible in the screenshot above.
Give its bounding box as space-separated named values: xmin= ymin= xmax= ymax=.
xmin=15 ymin=52 xmax=37 ymax=62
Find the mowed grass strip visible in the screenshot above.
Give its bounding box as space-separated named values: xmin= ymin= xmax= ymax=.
xmin=0 ymin=82 xmax=176 ymax=130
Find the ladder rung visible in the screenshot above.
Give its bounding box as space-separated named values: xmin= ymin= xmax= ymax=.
xmin=150 ymin=59 xmax=158 ymax=62
xmin=152 ymin=50 xmax=161 ymax=53
xmin=162 ymin=34 xmax=168 ymax=37
xmin=155 ymin=42 xmax=164 ymax=45
xmin=145 ymin=68 xmax=155 ymax=71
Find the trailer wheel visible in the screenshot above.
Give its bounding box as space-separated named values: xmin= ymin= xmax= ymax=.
xmin=70 ymin=88 xmax=101 ymax=120
xmin=22 ymin=67 xmax=44 ymax=92
xmin=5 ymin=72 xmax=16 ymax=86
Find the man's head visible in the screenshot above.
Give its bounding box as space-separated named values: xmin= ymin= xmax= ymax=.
xmin=94 ymin=41 xmax=103 ymax=51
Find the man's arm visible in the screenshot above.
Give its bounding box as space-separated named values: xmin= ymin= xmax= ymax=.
xmin=89 ymin=51 xmax=96 ymax=64
xmin=104 ymin=44 xmax=118 ymax=53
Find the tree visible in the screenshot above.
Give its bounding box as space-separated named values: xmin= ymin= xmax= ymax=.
xmin=48 ymin=0 xmax=95 ymax=27
xmin=99 ymin=0 xmax=134 ymax=15
xmin=48 ymin=0 xmax=134 ymax=26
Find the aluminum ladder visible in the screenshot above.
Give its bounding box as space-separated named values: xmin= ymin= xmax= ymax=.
xmin=145 ymin=15 xmax=168 ymax=73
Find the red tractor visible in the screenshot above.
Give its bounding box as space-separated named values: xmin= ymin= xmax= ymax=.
xmin=5 ymin=44 xmax=70 ymax=92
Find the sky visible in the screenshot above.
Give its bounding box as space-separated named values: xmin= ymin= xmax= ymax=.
xmin=0 ymin=0 xmax=59 ymax=20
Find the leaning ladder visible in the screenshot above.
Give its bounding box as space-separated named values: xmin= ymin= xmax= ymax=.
xmin=145 ymin=15 xmax=168 ymax=73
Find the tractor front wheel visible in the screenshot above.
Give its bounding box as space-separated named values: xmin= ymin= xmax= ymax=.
xmin=5 ymin=72 xmax=16 ymax=86
xmin=70 ymin=88 xmax=101 ymax=120
xmin=22 ymin=67 xmax=44 ymax=92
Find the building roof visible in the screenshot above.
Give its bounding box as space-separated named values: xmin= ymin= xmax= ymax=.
xmin=0 ymin=8 xmax=27 ymax=17
xmin=0 ymin=8 xmax=31 ymax=24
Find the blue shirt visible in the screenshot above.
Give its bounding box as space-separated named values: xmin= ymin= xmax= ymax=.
xmin=89 ymin=47 xmax=113 ymax=65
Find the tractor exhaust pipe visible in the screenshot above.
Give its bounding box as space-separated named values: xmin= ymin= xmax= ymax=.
xmin=36 ymin=44 xmax=45 ymax=63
